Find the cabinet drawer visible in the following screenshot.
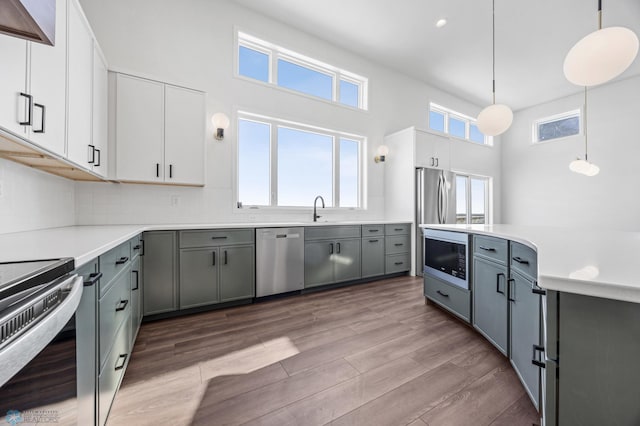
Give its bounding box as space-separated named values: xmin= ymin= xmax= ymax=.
xmin=129 ymin=234 xmax=142 ymax=259
xmin=98 ymin=318 xmax=130 ymax=426
xmin=305 ymin=226 xmax=361 ymax=241
xmin=474 ymin=235 xmax=508 ymax=264
xmin=179 ymin=229 xmax=254 ymax=248
xmin=385 ymin=223 xmax=410 ymax=236
xmin=99 ymin=271 xmax=131 ymax=369
xmin=362 ymin=224 xmax=384 ymax=235
xmin=385 ymin=235 xmax=410 ymax=255
xmin=99 ymin=241 xmax=131 ymax=295
xmin=510 ymin=242 xmax=537 ymax=280
xmin=385 ymin=253 xmax=410 ymax=274
xmin=424 ymin=274 xmax=471 ymax=322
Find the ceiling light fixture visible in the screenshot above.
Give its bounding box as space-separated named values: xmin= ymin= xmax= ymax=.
xmin=436 ymin=18 xmax=447 ymax=28
xmin=569 ymin=88 xmax=600 ymax=176
xmin=564 ymin=0 xmax=639 ymax=86
xmin=476 ymin=0 xmax=513 ymax=137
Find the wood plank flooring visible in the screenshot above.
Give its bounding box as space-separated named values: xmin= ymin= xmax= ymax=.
xmin=107 ymin=276 xmax=540 ymax=426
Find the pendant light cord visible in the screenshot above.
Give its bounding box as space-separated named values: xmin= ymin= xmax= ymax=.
xmin=584 ymin=86 xmax=589 ymax=161
xmin=597 ymin=0 xmax=602 ymax=30
xmin=492 ymin=0 xmax=496 ymax=104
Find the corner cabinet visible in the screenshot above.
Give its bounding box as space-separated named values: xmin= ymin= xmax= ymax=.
xmin=142 ymin=231 xmax=178 ymax=315
xmin=114 ymin=73 xmax=205 ymax=186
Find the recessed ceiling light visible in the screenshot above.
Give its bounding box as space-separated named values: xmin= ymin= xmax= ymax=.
xmin=436 ymin=18 xmax=447 ymax=28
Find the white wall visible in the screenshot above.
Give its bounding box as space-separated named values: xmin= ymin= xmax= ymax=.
xmin=502 ymin=75 xmax=640 ymax=230
xmin=75 ymin=0 xmax=493 ymax=225
xmin=0 ymin=158 xmax=75 ymax=234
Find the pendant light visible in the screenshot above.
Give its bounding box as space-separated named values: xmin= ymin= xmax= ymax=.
xmin=569 ymin=88 xmax=600 ymax=176
xmin=477 ymin=0 xmax=513 ymax=137
xmin=564 ymin=0 xmax=638 ymax=86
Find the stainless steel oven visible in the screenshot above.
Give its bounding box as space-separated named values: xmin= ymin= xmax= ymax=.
xmin=0 ymin=259 xmax=84 ymax=425
xmin=423 ymin=229 xmax=469 ymax=290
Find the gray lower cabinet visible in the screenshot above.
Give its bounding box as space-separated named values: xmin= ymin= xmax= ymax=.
xmin=334 ymin=238 xmax=361 ymax=282
xmin=304 ymin=238 xmax=361 ymax=287
xmin=509 ymin=269 xmax=541 ymax=410
xmin=473 ymin=256 xmax=508 ymax=354
xmin=219 ymin=245 xmax=255 ymax=302
xmin=424 ymin=274 xmax=471 ymax=322
xmin=361 ymin=236 xmax=385 ymax=278
xmin=143 ymin=231 xmax=178 ymax=315
xmin=179 ymin=248 xmax=219 ymax=309
xmin=384 ymin=225 xmax=410 ymax=274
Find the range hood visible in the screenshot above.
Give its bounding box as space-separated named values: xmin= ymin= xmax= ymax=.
xmin=0 ymin=0 xmax=56 ymax=45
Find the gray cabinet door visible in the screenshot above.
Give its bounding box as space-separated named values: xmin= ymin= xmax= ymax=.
xmin=179 ymin=248 xmax=219 ymax=309
xmin=509 ymin=271 xmax=540 ymax=410
xmin=219 ymin=245 xmax=255 ymax=302
xmin=304 ymin=241 xmax=334 ymax=287
xmin=473 ymin=257 xmax=508 ymax=354
xmin=142 ymin=231 xmax=178 ymax=315
xmin=334 ymin=238 xmax=361 ymax=283
xmin=361 ymin=237 xmax=385 ymax=278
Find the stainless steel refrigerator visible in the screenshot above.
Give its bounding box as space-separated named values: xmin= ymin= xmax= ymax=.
xmin=415 ymin=168 xmax=457 ymax=276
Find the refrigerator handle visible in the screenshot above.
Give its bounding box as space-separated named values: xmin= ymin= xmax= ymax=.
xmin=442 ymin=172 xmax=449 ymax=222
xmin=437 ymin=174 xmax=444 ymax=224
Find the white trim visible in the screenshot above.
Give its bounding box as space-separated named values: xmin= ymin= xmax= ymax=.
xmin=429 ymin=102 xmax=493 ymax=146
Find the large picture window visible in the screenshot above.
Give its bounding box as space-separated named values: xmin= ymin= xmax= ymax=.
xmin=237 ymin=113 xmax=363 ymax=208
xmin=237 ymin=32 xmax=368 ymax=110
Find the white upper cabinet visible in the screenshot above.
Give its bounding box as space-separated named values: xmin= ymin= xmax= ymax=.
xmin=114 ymin=73 xmax=205 ymax=186
xmin=66 ymin=0 xmax=95 ymax=167
xmin=415 ymin=130 xmax=450 ymax=170
xmin=28 ymin=0 xmax=67 ymax=156
xmin=164 ymin=85 xmax=205 ymax=186
xmin=92 ymin=43 xmax=108 ymax=177
xmin=0 ymin=36 xmax=28 ymax=137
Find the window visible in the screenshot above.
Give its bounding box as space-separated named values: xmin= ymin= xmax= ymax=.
xmin=533 ymin=110 xmax=581 ymax=143
xmin=237 ymin=112 xmax=363 ymax=208
xmin=456 ymin=174 xmax=490 ymax=224
xmin=429 ymin=103 xmax=492 ymax=146
xmin=237 ymin=32 xmax=368 ymax=109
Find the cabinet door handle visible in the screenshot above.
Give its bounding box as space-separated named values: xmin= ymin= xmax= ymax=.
xmin=369 ymin=239 xmax=379 ymax=243
xmin=512 ymin=256 xmax=530 ymax=265
xmin=435 ymin=157 xmax=439 ymax=167
xmin=507 ymin=278 xmax=516 ymax=302
xmin=394 ymin=228 xmax=403 ymax=231
xmin=336 ymin=242 xmax=341 ymax=253
xmin=532 ymin=344 xmax=546 ymax=369
xmin=132 ymin=270 xmax=139 ymax=290
xmin=156 ymin=163 xmax=160 ymax=178
xmin=140 ymin=239 xmax=145 ymax=256
xmin=169 ymin=164 xmax=173 ymax=178
xmin=115 ymin=256 xmax=129 ymax=265
xmin=479 ymin=246 xmax=496 ymax=252
xmin=329 ymin=243 xmax=334 ymax=254
xmin=95 ymin=149 xmax=101 ymax=167
xmin=394 ymin=243 xmax=403 ymax=246
xmin=496 ymin=273 xmax=505 ymax=294
xmin=224 ymin=250 xmax=228 ymax=265
xmin=83 ymin=272 xmax=102 ymax=287
xmin=19 ymin=92 xmax=33 ymax=125
xmin=212 ymin=251 xmax=216 ymax=266
xmin=211 ymin=236 xmax=228 ymax=240
xmin=114 ymin=353 xmax=128 ymax=371
xmin=88 ymin=144 xmax=95 ymax=164
xmin=33 ymin=103 xmax=45 ymax=133
xmin=436 ymin=290 xmax=449 ymax=298
xmin=430 ymin=157 xmax=435 ymax=167
xmin=115 ymin=299 xmax=129 ymax=312
xmin=394 ymin=261 xmax=404 ymax=265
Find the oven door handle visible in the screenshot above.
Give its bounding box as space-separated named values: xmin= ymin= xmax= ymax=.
xmin=0 ymin=274 xmax=83 ymax=387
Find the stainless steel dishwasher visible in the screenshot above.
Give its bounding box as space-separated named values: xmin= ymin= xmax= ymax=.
xmin=256 ymin=227 xmax=305 ymax=297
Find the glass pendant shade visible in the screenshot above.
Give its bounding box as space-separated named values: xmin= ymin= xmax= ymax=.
xmin=212 ymin=112 xmax=230 ymax=129
xmin=564 ymin=26 xmax=639 ymax=86
xmin=477 ymin=103 xmax=513 ymax=136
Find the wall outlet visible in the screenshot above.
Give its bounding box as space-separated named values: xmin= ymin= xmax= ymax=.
xmin=170 ymin=195 xmax=180 ymax=206
xmin=0 ymin=181 xmax=4 ymax=199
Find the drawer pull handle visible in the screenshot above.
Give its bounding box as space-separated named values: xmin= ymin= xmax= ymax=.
xmin=133 ymin=244 xmax=141 ymax=251
xmin=115 ymin=256 xmax=129 ymax=265
xmin=368 ymin=229 xmax=380 ymax=232
xmin=479 ymin=246 xmax=496 ymax=252
xmin=83 ymin=272 xmax=102 ymax=287
xmin=532 ymin=344 xmax=546 ymax=369
xmin=512 ymin=256 xmax=530 ymax=265
xmin=394 ymin=243 xmax=403 ymax=247
xmin=115 ymin=354 xmax=128 ymax=371
xmin=436 ymin=290 xmax=449 ymax=298
xmin=116 ymin=300 xmax=129 ymax=312
xmin=211 ymin=236 xmax=228 ymax=240
xmin=369 ymin=239 xmax=379 ymax=243
xmin=532 ymin=287 xmax=546 ymax=295
xmin=394 ymin=261 xmax=404 ymax=265
xmin=394 ymin=228 xmax=403 ymax=231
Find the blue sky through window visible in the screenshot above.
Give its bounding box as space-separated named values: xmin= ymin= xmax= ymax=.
xmin=340 ymin=138 xmax=358 ymax=207
xmin=339 ymin=80 xmax=359 ymax=107
xmin=238 ymin=46 xmax=269 ymax=82
xmin=449 ymin=117 xmax=466 ymax=138
xmin=429 ymin=111 xmax=445 ymax=132
xmin=238 ymin=119 xmax=271 ymax=205
xmin=277 ymin=59 xmax=332 ymax=100
xmin=469 ymin=124 xmax=484 ymax=144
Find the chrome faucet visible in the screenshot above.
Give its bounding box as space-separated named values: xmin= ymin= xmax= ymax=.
xmin=313 ymin=195 xmax=325 ymax=222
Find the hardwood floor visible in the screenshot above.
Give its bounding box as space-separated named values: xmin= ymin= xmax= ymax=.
xmin=107 ymin=276 xmax=540 ymax=426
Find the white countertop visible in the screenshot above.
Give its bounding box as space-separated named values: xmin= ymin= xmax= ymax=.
xmin=0 ymin=221 xmax=410 ymax=268
xmin=421 ymin=224 xmax=640 ymax=304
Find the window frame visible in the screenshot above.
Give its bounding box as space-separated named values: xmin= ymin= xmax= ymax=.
xmin=455 ymin=173 xmax=492 ymax=225
xmin=429 ymin=103 xmax=493 ymax=146
xmin=235 ymin=111 xmax=365 ymax=210
xmin=532 ymin=109 xmax=582 ymax=144
xmin=236 ymin=31 xmax=369 ymax=110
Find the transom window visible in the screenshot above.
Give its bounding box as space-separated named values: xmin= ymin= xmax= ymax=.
xmin=237 ymin=112 xmax=363 ymax=208
xmin=429 ymin=103 xmax=491 ymax=146
xmin=237 ymin=32 xmax=368 ymax=110
xmin=533 ymin=110 xmax=581 ymax=143
xmin=456 ymin=174 xmax=490 ymax=224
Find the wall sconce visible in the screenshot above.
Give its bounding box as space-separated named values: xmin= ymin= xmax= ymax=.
xmin=374 ymin=145 xmax=389 ymax=163
xmin=212 ymin=112 xmax=230 ymax=140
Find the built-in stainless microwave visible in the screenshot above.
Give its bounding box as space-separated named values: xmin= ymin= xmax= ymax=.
xmin=423 ymin=229 xmax=469 ymax=290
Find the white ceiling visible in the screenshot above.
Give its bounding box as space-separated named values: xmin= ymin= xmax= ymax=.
xmin=231 ymin=0 xmax=640 ymax=111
